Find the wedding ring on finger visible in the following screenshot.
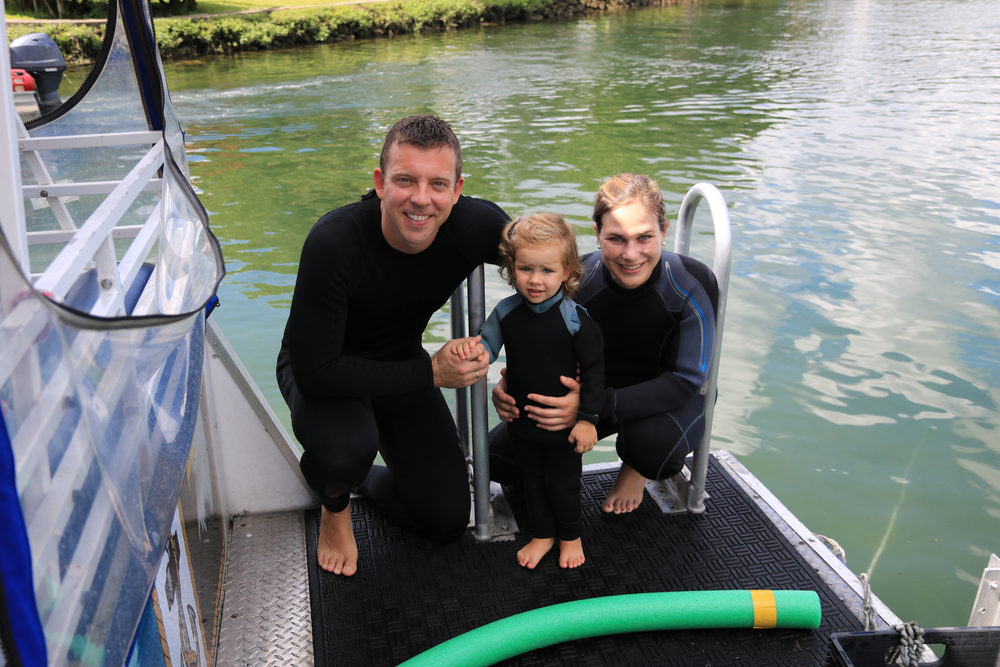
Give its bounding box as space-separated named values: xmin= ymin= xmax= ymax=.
xmin=475 ymin=370 xmax=480 ymax=380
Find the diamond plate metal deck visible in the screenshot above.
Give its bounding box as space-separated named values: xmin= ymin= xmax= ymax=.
xmin=217 ymin=512 xmax=313 ymax=667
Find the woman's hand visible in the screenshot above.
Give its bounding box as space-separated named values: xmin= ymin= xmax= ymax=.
xmin=525 ymin=375 xmax=581 ymax=432
xmin=491 ymin=367 xmax=518 ymax=421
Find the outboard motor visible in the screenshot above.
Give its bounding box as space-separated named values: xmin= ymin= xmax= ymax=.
xmin=10 ymin=33 xmax=67 ymax=115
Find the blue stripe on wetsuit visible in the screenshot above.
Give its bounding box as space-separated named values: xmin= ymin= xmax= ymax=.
xmin=664 ymin=260 xmax=710 ymax=373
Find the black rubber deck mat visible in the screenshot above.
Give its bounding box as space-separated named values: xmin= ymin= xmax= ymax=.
xmin=305 ymin=457 xmax=864 ymax=666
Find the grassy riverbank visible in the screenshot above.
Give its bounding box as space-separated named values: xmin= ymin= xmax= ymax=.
xmin=6 ymin=0 xmax=687 ymax=63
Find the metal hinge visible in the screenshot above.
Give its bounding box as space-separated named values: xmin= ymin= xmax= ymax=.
xmin=968 ymin=553 xmax=1000 ymax=626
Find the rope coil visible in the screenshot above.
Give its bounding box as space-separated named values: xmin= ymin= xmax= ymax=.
xmin=890 ymin=621 xmax=925 ymax=667
xmin=859 ymin=574 xmax=926 ymax=666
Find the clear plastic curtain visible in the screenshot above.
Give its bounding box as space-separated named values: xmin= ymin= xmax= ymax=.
xmin=0 ymin=0 xmax=225 ymax=663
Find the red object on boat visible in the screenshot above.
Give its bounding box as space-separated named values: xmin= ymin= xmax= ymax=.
xmin=12 ymin=68 xmax=36 ymax=92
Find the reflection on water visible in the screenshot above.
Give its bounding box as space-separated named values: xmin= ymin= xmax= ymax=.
xmin=166 ymin=0 xmax=1000 ymax=628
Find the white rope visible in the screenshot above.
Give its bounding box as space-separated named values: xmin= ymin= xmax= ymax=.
xmin=816 ymin=534 xmax=846 ymax=563
xmin=861 ymin=573 xmax=926 ymax=665
xmin=866 ymin=434 xmax=925 ymax=578
xmin=859 ymin=573 xmax=877 ymax=631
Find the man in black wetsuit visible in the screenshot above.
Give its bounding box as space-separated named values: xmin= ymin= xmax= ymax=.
xmin=276 ymin=115 xmax=508 ymax=576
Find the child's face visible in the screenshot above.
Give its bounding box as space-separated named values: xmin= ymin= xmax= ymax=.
xmin=513 ymin=244 xmax=570 ymax=304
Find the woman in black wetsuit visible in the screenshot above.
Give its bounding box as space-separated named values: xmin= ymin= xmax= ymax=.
xmin=489 ymin=173 xmax=718 ymax=514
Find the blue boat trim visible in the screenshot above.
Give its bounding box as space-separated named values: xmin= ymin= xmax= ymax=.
xmin=0 ymin=410 xmax=49 ymax=666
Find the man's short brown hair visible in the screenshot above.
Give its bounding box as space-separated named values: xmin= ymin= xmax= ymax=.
xmin=380 ymin=115 xmax=463 ymax=182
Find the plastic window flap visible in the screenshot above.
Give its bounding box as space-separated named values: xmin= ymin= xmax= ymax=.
xmin=1 ymin=155 xmax=221 ymax=667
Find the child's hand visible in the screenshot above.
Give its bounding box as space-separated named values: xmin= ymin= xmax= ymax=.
xmin=569 ymin=421 xmax=598 ymax=454
xmin=451 ymin=336 xmax=481 ymax=360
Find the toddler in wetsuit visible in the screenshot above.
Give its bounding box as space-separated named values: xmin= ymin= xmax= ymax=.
xmin=453 ymin=213 xmax=605 ymax=569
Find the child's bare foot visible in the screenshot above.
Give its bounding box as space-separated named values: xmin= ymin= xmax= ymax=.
xmin=559 ymin=538 xmax=585 ymax=568
xmin=517 ymin=537 xmax=555 ymax=569
xmin=602 ymin=463 xmax=646 ymax=514
xmin=318 ymin=504 xmax=358 ymax=576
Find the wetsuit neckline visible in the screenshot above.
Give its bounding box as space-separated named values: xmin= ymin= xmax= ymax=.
xmin=524 ymin=290 xmax=563 ymax=313
xmin=600 ymin=253 xmax=664 ymax=296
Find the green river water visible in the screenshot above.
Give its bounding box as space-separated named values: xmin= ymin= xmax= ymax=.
xmin=150 ymin=0 xmax=998 ymax=629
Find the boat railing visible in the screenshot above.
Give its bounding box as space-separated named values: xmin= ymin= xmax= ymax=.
xmin=456 ymin=183 xmax=731 ymax=539
xmin=16 ymin=123 xmax=166 ymax=317
xmin=673 ymin=183 xmax=732 ymax=513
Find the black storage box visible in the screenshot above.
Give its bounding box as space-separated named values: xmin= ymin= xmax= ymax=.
xmin=10 ymin=33 xmax=67 ymax=115
xmin=830 ymin=627 xmax=1000 ymax=667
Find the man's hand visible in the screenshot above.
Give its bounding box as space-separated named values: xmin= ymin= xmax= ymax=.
xmin=525 ymin=375 xmax=581 ymax=432
xmin=491 ymin=367 xmax=518 ymax=421
xmin=432 ymin=336 xmax=487 ymax=388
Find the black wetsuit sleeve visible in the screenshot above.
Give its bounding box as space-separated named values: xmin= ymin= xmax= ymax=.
xmin=573 ymin=307 xmax=605 ymax=425
xmin=284 ymin=218 xmax=433 ymax=398
xmin=610 ymin=373 xmax=696 ymax=424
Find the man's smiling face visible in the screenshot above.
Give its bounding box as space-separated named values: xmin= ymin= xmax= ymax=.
xmin=373 ymin=142 xmax=464 ymax=254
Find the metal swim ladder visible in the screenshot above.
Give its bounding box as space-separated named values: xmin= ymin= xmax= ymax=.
xmin=455 ymin=183 xmax=732 ymax=539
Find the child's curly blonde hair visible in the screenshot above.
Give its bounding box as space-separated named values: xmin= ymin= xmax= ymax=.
xmin=498 ymin=213 xmax=583 ymax=298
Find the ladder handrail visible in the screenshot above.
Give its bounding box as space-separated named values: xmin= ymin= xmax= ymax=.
xmin=673 ymin=183 xmax=732 ymax=513
xmin=467 ymin=266 xmax=494 ymax=541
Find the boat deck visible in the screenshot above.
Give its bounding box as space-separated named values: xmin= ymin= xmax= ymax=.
xmin=214 ymin=451 xmax=903 ymax=666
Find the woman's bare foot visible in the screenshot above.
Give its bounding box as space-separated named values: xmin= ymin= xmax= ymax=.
xmin=559 ymin=538 xmax=585 ymax=569
xmin=602 ymin=463 xmax=646 ymax=514
xmin=318 ymin=504 xmax=358 ymax=576
xmin=517 ymin=537 xmax=555 ymax=569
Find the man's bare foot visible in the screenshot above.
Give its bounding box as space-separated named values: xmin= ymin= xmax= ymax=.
xmin=559 ymin=538 xmax=585 ymax=568
xmin=602 ymin=463 xmax=646 ymax=514
xmin=318 ymin=504 xmax=358 ymax=576
xmin=517 ymin=537 xmax=555 ymax=569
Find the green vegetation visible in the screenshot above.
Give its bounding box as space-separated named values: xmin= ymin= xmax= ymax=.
xmin=194 ymin=0 xmax=363 ymax=14
xmin=5 ymin=0 xmax=106 ymax=20
xmin=7 ymin=0 xmax=683 ymax=63
xmin=7 ymin=21 xmax=106 ymax=60
xmin=5 ymin=0 xmax=194 ymax=20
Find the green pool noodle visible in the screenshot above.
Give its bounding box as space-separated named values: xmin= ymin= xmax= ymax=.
xmin=398 ymin=589 xmax=821 ymax=667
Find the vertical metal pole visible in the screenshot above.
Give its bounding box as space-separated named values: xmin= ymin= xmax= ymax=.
xmin=0 ymin=16 xmax=30 ymax=276
xmin=450 ymin=287 xmax=470 ymax=459
xmin=467 ymin=265 xmax=493 ymax=540
xmin=674 ymin=184 xmax=731 ymax=514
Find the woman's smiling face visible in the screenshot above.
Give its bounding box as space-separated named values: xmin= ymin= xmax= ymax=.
xmin=596 ymin=201 xmax=665 ymax=289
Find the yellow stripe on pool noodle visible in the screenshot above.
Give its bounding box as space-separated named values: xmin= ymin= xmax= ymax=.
xmin=751 ymin=590 xmax=777 ymax=629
